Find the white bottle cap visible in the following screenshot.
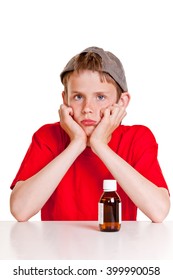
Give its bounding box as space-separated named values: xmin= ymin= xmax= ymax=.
xmin=103 ymin=180 xmax=116 ymax=191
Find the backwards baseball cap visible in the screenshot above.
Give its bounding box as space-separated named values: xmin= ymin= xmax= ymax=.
xmin=60 ymin=46 xmax=128 ymax=92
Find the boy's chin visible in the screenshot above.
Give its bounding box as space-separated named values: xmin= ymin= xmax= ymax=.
xmin=83 ymin=127 xmax=95 ymax=137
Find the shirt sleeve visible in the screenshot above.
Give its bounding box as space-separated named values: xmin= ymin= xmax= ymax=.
xmin=132 ymin=126 xmax=169 ymax=192
xmin=10 ymin=128 xmax=56 ymax=189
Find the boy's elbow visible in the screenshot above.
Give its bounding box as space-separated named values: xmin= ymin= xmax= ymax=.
xmin=13 ymin=215 xmax=29 ymax=223
xmin=10 ymin=195 xmax=30 ymax=222
xmin=151 ymin=215 xmax=167 ymax=223
xmin=151 ymin=198 xmax=171 ymax=223
xmin=10 ymin=204 xmax=29 ymax=222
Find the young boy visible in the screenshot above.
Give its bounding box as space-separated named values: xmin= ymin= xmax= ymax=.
xmin=10 ymin=46 xmax=170 ymax=222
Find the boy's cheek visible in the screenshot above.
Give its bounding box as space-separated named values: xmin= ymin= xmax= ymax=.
xmin=71 ymin=111 xmax=80 ymax=123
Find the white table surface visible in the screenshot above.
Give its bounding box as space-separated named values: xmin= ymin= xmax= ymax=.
xmin=0 ymin=221 xmax=173 ymax=260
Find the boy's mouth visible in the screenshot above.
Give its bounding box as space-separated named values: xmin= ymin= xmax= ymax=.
xmin=81 ymin=119 xmax=97 ymax=126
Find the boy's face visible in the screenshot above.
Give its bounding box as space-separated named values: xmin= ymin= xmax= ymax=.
xmin=63 ymin=70 xmax=120 ymax=136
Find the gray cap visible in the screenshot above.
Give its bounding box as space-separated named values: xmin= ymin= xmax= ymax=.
xmin=60 ymin=46 xmax=128 ymax=92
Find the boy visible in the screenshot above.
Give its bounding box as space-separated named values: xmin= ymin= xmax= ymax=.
xmin=10 ymin=46 xmax=170 ymax=222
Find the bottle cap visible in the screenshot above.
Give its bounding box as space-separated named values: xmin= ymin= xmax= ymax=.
xmin=103 ymin=180 xmax=116 ymax=191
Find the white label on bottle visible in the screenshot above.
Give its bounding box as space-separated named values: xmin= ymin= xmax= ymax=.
xmin=98 ymin=203 xmax=104 ymax=224
xmin=119 ymin=202 xmax=122 ymax=224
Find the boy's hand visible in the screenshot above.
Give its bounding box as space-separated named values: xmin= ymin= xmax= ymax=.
xmin=59 ymin=104 xmax=87 ymax=149
xmin=89 ymin=103 xmax=127 ymax=148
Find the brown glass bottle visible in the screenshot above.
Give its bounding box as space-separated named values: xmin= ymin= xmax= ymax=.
xmin=98 ymin=180 xmax=121 ymax=232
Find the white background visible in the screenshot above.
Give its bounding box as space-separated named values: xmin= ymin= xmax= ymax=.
xmin=0 ymin=0 xmax=172 ymax=221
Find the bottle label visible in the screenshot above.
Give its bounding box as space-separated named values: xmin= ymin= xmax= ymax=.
xmin=98 ymin=203 xmax=104 ymax=224
xmin=119 ymin=202 xmax=122 ymax=224
xmin=98 ymin=202 xmax=122 ymax=224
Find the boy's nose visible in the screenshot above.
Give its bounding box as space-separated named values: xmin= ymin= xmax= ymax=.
xmin=82 ymin=107 xmax=93 ymax=114
xmin=82 ymin=100 xmax=93 ymax=114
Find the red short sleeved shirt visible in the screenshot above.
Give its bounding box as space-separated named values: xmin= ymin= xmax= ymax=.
xmin=10 ymin=123 xmax=169 ymax=221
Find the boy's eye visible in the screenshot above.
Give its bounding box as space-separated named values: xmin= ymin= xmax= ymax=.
xmin=74 ymin=95 xmax=82 ymax=100
xmin=97 ymin=95 xmax=105 ymax=101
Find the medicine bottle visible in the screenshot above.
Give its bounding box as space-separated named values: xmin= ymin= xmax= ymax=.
xmin=98 ymin=180 xmax=121 ymax=232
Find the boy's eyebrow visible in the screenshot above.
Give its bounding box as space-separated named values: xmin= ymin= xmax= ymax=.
xmin=70 ymin=90 xmax=110 ymax=95
xmin=71 ymin=90 xmax=83 ymax=94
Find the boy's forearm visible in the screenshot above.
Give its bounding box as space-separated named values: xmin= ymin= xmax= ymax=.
xmin=91 ymin=141 xmax=170 ymax=222
xmin=10 ymin=140 xmax=85 ymax=222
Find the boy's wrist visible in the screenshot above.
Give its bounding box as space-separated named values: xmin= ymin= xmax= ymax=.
xmin=90 ymin=138 xmax=107 ymax=155
xmin=70 ymin=138 xmax=86 ymax=154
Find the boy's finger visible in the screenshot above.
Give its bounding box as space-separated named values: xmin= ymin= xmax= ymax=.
xmin=59 ymin=104 xmax=73 ymax=117
xmin=102 ymin=107 xmax=111 ymax=118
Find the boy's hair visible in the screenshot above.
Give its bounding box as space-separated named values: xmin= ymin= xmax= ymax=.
xmin=62 ymin=52 xmax=123 ymax=99
xmin=60 ymin=47 xmax=128 ymax=99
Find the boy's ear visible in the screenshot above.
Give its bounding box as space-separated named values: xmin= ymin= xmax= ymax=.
xmin=62 ymin=91 xmax=68 ymax=105
xmin=118 ymin=92 xmax=130 ymax=108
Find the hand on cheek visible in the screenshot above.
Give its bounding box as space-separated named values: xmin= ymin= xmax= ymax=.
xmin=59 ymin=104 xmax=87 ymax=146
xmin=89 ymin=103 xmax=127 ymax=148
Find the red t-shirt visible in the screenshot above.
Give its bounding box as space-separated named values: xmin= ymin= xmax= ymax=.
xmin=10 ymin=123 xmax=169 ymax=221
